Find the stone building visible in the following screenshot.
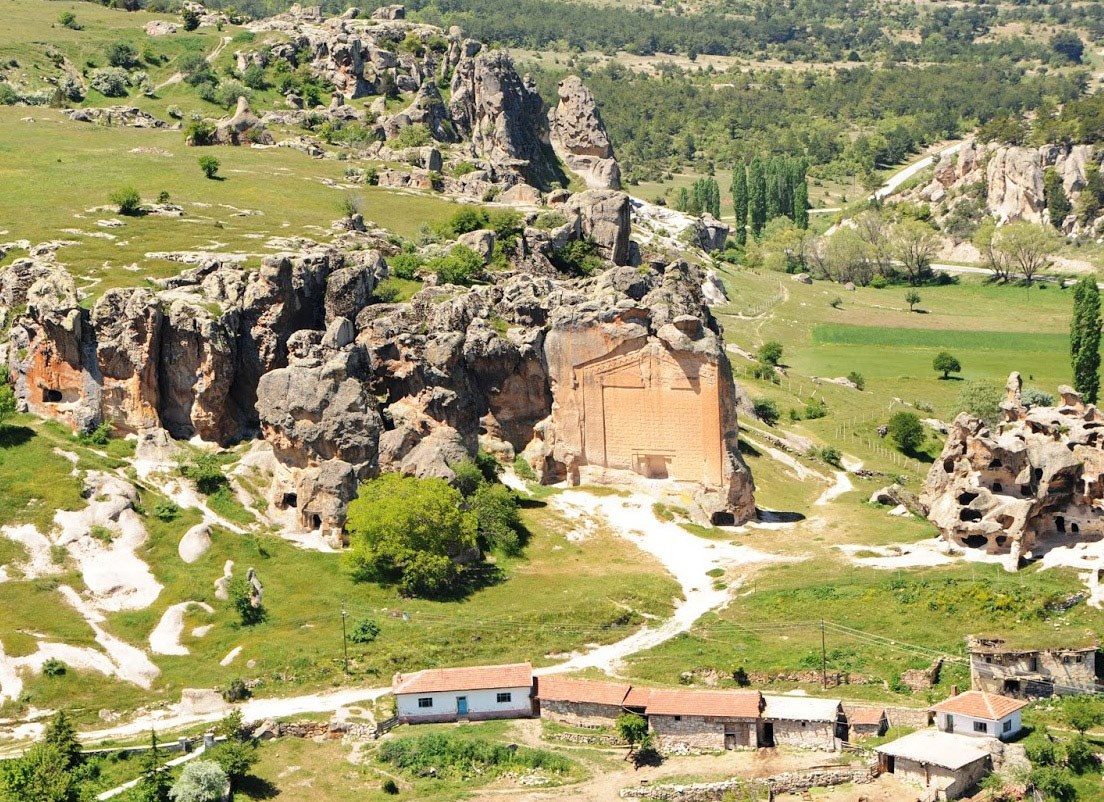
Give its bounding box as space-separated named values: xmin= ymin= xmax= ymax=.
xmin=645 ymin=689 xmax=764 ymax=753
xmin=968 ymin=636 xmax=1099 ymax=698
xmin=535 ymin=676 xmax=632 ymax=728
xmin=762 ymin=695 xmax=845 ymax=751
xmin=876 ymin=730 xmax=992 ymax=800
xmin=931 ymin=691 xmax=1026 ymax=740
xmin=846 ymin=706 xmax=888 ymax=740
xmin=393 ymin=663 xmax=533 ymax=724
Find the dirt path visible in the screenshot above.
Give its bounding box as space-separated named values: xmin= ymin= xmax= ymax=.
xmin=153 ymin=35 xmax=231 ymax=93
xmin=539 ymin=491 xmax=795 ymax=676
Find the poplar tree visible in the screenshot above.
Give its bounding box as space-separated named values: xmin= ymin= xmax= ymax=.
xmin=1071 ymin=276 xmax=1101 ymax=404
xmin=793 ymin=178 xmax=809 ymax=229
xmin=748 ymin=158 xmax=767 ymax=237
xmin=732 ymin=165 xmax=748 ymax=246
xmin=1045 ymin=167 xmax=1071 ymax=229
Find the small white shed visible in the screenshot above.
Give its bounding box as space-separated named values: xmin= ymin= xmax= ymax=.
xmin=393 ymin=663 xmax=534 ymax=724
xmin=930 ymin=691 xmax=1026 ymax=740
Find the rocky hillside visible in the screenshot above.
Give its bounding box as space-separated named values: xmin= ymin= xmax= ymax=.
xmin=921 ymin=373 xmax=1104 ymax=570
xmin=907 ymin=139 xmax=1102 ymax=237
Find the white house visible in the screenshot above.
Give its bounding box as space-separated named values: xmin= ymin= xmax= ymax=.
xmin=930 ymin=690 xmax=1027 ymax=740
xmin=392 ymin=663 xmax=534 ymax=724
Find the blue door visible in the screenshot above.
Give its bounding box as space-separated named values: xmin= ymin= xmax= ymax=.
xmin=457 ymin=696 xmax=468 ymax=716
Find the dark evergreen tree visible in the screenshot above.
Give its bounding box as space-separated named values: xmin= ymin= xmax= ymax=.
xmin=731 ymin=165 xmax=748 ymax=246
xmin=133 ymin=731 xmax=172 ymax=802
xmin=1071 ymin=276 xmax=1101 ymax=404
xmin=42 ymin=711 xmax=81 ymax=771
xmin=1044 ymin=167 xmax=1071 ymax=228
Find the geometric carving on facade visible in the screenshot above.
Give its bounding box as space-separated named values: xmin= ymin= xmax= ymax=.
xmin=576 ymin=345 xmax=723 ymax=486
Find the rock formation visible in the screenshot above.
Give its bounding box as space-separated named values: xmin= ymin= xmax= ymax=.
xmin=912 ymin=140 xmax=1102 ymax=233
xmin=548 ymin=76 xmax=621 ymax=191
xmin=921 ymin=373 xmax=1104 ymax=570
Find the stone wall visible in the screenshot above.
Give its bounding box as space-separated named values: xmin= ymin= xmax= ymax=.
xmin=770 ymin=719 xmax=837 ymax=751
xmin=619 ymin=766 xmax=877 ymax=800
xmin=650 ymin=715 xmax=725 ymax=754
xmin=880 ymin=704 xmax=935 ymax=730
xmin=540 ymin=699 xmax=623 ymax=728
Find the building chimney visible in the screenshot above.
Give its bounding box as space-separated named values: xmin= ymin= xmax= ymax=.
xmin=951 ymin=684 xmax=959 ymax=696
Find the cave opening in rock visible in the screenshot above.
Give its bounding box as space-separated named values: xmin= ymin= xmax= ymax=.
xmin=310 ymin=513 xmax=322 ymax=529
xmin=280 ymin=493 xmax=298 ymax=509
xmin=943 ymin=458 xmax=955 ymax=473
xmin=959 ymin=509 xmax=983 ymax=522
xmin=1033 ymin=468 xmax=1044 ymax=481
xmin=957 ymin=491 xmax=979 ymax=505
xmin=1056 ymin=516 xmax=1065 ymax=533
xmin=1072 ymin=522 xmax=1080 ymax=534
xmin=711 ymin=511 xmax=735 ymax=526
xmin=988 ymin=459 xmax=1003 ymax=469
xmin=962 ymin=534 xmax=989 ymax=548
xmin=992 ymin=482 xmax=1003 ymax=493
xmin=42 ymin=388 xmax=63 ymax=403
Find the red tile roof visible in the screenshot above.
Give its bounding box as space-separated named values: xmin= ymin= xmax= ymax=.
xmin=536 ymin=676 xmax=631 ymax=707
xmin=848 ymin=706 xmax=887 ymax=726
xmin=623 ymin=686 xmax=653 ymax=708
xmin=393 ymin=663 xmax=533 ymax=695
xmin=931 ymin=691 xmax=1027 ymax=720
xmin=646 ymin=689 xmax=762 ymax=719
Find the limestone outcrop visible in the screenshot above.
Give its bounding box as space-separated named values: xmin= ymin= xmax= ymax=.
xmin=911 ymin=140 xmax=1103 ymax=233
xmin=921 ymin=373 xmax=1104 ymax=570
xmin=548 ymin=76 xmax=621 ymax=191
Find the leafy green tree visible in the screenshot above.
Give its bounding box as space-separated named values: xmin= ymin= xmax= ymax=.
xmin=1027 ymin=766 xmax=1076 ymax=802
xmin=472 ymin=482 xmax=521 ymax=554
xmin=731 ymin=165 xmax=748 ymax=246
xmin=1077 ymin=163 xmax=1104 ymax=224
xmin=905 ymin=289 xmax=921 ymax=311
xmin=616 ymin=713 xmax=649 ymax=757
xmin=134 ymin=731 xmax=171 ymax=802
xmin=1062 ymin=696 xmax=1104 ymax=735
xmin=757 ymin=341 xmax=783 ymax=366
xmin=1071 ymin=276 xmax=1101 ymax=404
xmin=846 ymin=371 xmax=865 ymax=390
xmin=58 ymin=12 xmax=81 ymax=29
xmin=1065 ymin=735 xmax=1095 ymax=774
xmin=995 ymin=223 xmax=1054 ymax=284
xmin=170 ymin=761 xmax=227 ymax=802
xmin=197 ymin=156 xmax=220 ymax=179
xmin=1051 ymin=31 xmax=1085 ymax=64
xmin=345 ymin=474 xmax=477 ymax=598
xmin=887 ymin=411 xmax=925 ymax=452
xmin=350 ymin=618 xmax=381 ymax=644
xmin=958 ymin=382 xmax=1003 ymax=425
xmin=432 ymin=245 xmax=484 ymax=286
xmin=1044 ymin=167 xmax=1071 ymax=228
xmin=106 ymin=42 xmax=138 ymax=69
xmin=892 ymin=220 xmax=938 ymax=285
xmin=227 ymin=577 xmax=265 ymax=626
xmin=0 ymin=383 xmax=17 ymax=430
xmin=933 ymin=351 xmax=961 ymax=379
xmin=792 ymin=177 xmax=809 ymax=229
xmin=209 ymin=739 xmax=258 ymax=785
xmin=0 ymin=741 xmax=77 ymax=802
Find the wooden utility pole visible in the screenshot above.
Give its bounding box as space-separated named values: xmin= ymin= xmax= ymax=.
xmin=341 ymin=603 xmax=349 ymax=673
xmin=821 ymin=620 xmax=827 ymax=690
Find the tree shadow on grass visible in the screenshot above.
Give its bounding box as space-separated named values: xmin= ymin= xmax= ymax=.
xmin=516 ymin=498 xmax=547 ymax=510
xmin=235 ymin=775 xmax=279 ymax=799
xmin=756 ymin=509 xmax=806 ymax=524
xmin=0 ymin=425 xmax=34 ymax=448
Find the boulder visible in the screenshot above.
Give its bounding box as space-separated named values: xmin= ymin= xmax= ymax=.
xmin=565 ymin=190 xmax=631 ymax=266
xmin=693 ymin=214 xmax=729 ymax=252
xmin=179 ymin=524 xmax=212 ymax=563
xmin=986 ymin=146 xmax=1044 ymax=224
xmin=213 ymin=97 xmax=274 ymax=146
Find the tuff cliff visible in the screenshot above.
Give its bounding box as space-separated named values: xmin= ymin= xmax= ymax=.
xmin=3 ymin=195 xmax=754 ymax=541
xmin=921 ymin=373 xmax=1104 ymax=570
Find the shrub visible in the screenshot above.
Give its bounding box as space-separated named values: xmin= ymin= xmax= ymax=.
xmin=180 ymin=453 xmax=226 ymax=494
xmin=389 ymin=253 xmax=424 ymax=280
xmin=90 ymin=67 xmax=129 ymax=97
xmin=227 ymin=577 xmax=265 ymax=626
xmin=616 ymin=713 xmax=649 ymax=749
xmin=171 ymin=760 xmax=227 ymax=802
xmin=350 ymin=618 xmax=381 ymax=644
xmin=552 ymin=239 xmax=604 ymax=277
xmin=1022 ymin=388 xmax=1055 ymax=408
xmin=431 ymin=245 xmax=484 ymax=286
xmin=240 ymin=64 xmax=268 ymax=90
xmin=78 ymin=422 xmax=112 ymax=446
xmin=804 ymin=398 xmax=828 ymax=419
xmin=846 ymin=371 xmax=865 ymax=390
xmin=379 ymin=732 xmax=572 ymax=778
xmin=106 ymin=42 xmax=138 ymax=69
xmin=393 ymin=124 xmax=431 ymax=148
xmin=42 ymin=658 xmax=67 ymax=677
xmin=870 ymin=275 xmax=888 ymax=289
xmin=89 ymin=525 xmax=114 ymax=544
xmin=752 ymin=398 xmax=780 ymax=426
xmin=221 ymin=678 xmax=251 ymax=703
xmin=751 ymin=361 xmax=779 ymax=382
xmin=472 ymin=483 xmax=522 ymax=554
xmin=0 ymin=83 xmax=18 ymax=105
xmin=958 ymin=382 xmax=1002 ymax=425
xmin=153 ymin=499 xmax=180 ymax=522
xmin=819 ymin=446 xmax=842 ymax=467
xmin=533 ymin=210 xmax=568 ymax=230
xmin=453 ymin=161 xmax=477 ymax=177
xmin=1027 ymin=767 xmax=1075 ymax=802
xmin=215 ymin=79 xmax=251 ymax=109
xmin=209 ymin=738 xmax=258 ymax=782
xmin=382 ymin=779 xmax=399 ymax=795
xmin=184 ymin=119 xmax=216 ymax=146
xmin=447 ymin=206 xmax=490 ymax=236
xmin=1065 ymin=735 xmax=1095 ymax=774
xmin=58 ymin=11 xmax=81 ymax=29
xmin=887 ymin=411 xmax=925 ymax=453
xmin=513 ymin=455 xmax=536 ymax=481
xmin=110 ymin=187 xmax=142 ymax=216
xmin=372 ymin=280 xmax=402 ymax=303
xmin=198 ymin=155 xmax=221 ymax=179
xmin=157 ymin=191 xmax=171 ymax=204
